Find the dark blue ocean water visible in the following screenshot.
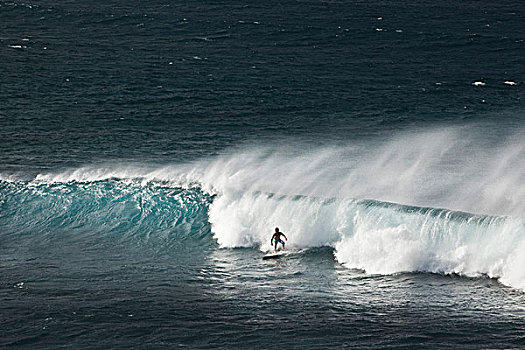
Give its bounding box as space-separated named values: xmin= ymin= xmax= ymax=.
xmin=1 ymin=0 xmax=525 ymax=348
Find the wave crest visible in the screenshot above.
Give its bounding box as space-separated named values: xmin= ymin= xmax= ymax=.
xmin=0 ymin=181 xmax=212 ymax=242
xmin=2 ymin=126 xmax=525 ymax=288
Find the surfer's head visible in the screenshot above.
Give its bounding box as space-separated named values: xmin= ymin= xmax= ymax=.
xmin=275 ymin=227 xmax=279 ymax=232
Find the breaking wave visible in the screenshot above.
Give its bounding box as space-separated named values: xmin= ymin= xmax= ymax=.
xmin=1 ymin=126 xmax=524 ymax=289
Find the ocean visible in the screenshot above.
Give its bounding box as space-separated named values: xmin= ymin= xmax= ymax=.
xmin=1 ymin=0 xmax=525 ymax=348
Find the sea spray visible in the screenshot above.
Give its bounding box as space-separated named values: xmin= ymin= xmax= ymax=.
xmin=25 ymin=127 xmax=524 ymax=216
xmin=188 ymin=127 xmax=525 ymax=218
xmin=3 ymin=126 xmax=525 ymax=288
xmin=206 ymin=189 xmax=525 ymax=289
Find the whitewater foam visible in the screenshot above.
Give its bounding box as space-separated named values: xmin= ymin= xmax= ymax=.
xmin=208 ymin=190 xmax=525 ymax=290
xmin=4 ymin=125 xmax=525 ymax=288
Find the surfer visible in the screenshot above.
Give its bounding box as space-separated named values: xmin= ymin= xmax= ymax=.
xmin=271 ymin=227 xmax=287 ymax=252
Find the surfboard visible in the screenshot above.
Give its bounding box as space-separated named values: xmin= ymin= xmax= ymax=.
xmin=262 ymin=251 xmax=286 ymax=260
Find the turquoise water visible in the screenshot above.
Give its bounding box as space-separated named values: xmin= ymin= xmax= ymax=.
xmin=1 ymin=0 xmax=525 ymax=348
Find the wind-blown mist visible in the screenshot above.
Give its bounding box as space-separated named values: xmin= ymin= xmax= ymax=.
xmin=26 ymin=126 xmax=523 ymax=217
xmin=203 ymin=126 xmax=525 ymax=289
xmin=6 ymin=126 xmax=525 ymax=289
xmin=211 ymin=127 xmax=524 ymax=217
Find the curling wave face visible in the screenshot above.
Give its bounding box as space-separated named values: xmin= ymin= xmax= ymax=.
xmin=0 ymin=180 xmax=213 ymax=245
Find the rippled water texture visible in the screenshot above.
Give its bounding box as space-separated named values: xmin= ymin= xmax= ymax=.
xmin=1 ymin=0 xmax=525 ymax=348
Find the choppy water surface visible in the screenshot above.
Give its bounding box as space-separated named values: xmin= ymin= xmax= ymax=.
xmin=3 ymin=242 xmax=525 ymax=348
xmin=1 ymin=0 xmax=525 ymax=348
